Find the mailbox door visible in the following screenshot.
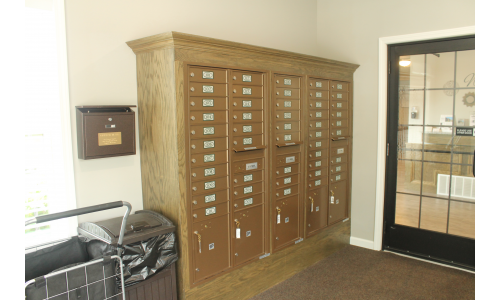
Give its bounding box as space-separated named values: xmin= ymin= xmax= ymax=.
xmin=233 ymin=205 xmax=265 ymax=266
xmin=273 ymin=195 xmax=300 ymax=249
xmin=329 ymin=180 xmax=347 ymax=225
xmin=306 ymin=186 xmax=328 ymax=236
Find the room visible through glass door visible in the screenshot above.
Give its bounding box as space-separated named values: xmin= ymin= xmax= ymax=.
xmin=384 ymin=36 xmax=475 ymax=270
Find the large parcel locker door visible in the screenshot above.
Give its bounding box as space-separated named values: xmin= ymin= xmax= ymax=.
xmin=274 ymin=195 xmax=300 ymax=249
xmin=233 ymin=205 xmax=265 ymax=266
xmin=192 ymin=214 xmax=230 ymax=282
xmin=328 ymin=180 xmax=347 ymax=225
xmin=305 ymin=186 xmax=329 ymax=236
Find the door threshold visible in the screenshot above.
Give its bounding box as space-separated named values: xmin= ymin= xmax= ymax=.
xmin=383 ymin=249 xmax=475 ymax=274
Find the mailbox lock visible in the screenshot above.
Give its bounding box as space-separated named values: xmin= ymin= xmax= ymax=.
xmin=108 ymin=118 xmax=112 ymax=121
xmin=308 ymin=224 xmax=311 ymax=227
xmin=192 ymin=173 xmax=197 ymax=177
xmin=196 ymin=268 xmax=199 ymax=272
xmin=276 ymin=171 xmax=279 ymax=175
xmin=309 ymin=154 xmax=312 ymax=158
xmin=193 ymin=214 xmax=198 ymax=218
xmin=233 ymin=89 xmax=237 ymax=93
xmin=276 ymin=182 xmax=279 ymax=186
xmin=234 ymin=179 xmax=238 ymax=183
xmin=233 ymin=102 xmax=237 ymax=106
xmin=309 ymin=104 xmax=313 ymax=107
xmin=310 ymin=83 xmax=312 ymax=86
xmin=191 ymin=116 xmax=195 ymax=121
xmin=190 ymin=87 xmax=195 ymax=92
xmin=235 ymin=253 xmax=238 ymax=256
xmin=233 ymin=128 xmax=237 ymax=132
xmin=331 ymin=160 xmax=334 ymax=164
xmin=234 ymin=191 xmax=238 ymax=195
xmin=276 ymin=137 xmax=279 ymax=141
xmin=190 ymin=102 xmax=195 ymax=106
xmin=233 ymin=76 xmax=237 ymax=80
xmin=190 ymin=72 xmax=195 ymax=77
xmin=276 ymin=126 xmax=279 ymax=130
xmin=192 ymin=159 xmax=196 ymax=163
xmin=191 ymin=145 xmax=196 ymax=149
xmin=234 ymin=204 xmax=238 ymax=208
xmin=309 ymin=174 xmax=312 ymax=178
xmin=233 ymin=115 xmax=237 ymax=119
xmin=191 ymin=131 xmax=196 ymax=135
xmin=309 ymin=134 xmax=312 ymax=137
xmin=192 ymin=187 xmax=197 ymax=191
xmin=234 ymin=141 xmax=238 ymax=145
xmin=276 ymin=193 xmax=279 ymax=197
xmin=276 ymin=237 xmax=279 ymax=240
xmin=276 ymin=115 xmax=279 ymax=118
xmin=310 ymin=124 xmax=313 ymax=127
xmin=276 ymin=80 xmax=279 ymax=83
xmin=309 ymin=145 xmax=312 ymax=148
xmin=193 ymin=200 xmax=198 ymax=205
xmin=309 ymin=164 xmax=312 ymax=168
xmin=276 ymin=92 xmax=279 ymax=95
xmin=276 ymin=103 xmax=279 ymax=107
xmin=310 ymin=93 xmax=313 ymax=97
xmin=310 ymin=114 xmax=313 ymax=117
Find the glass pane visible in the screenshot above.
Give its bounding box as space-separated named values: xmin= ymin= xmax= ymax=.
xmin=401 ymin=54 xmax=425 ymax=90
xmin=448 ymin=201 xmax=475 ymax=238
xmin=424 ymin=90 xmax=454 ymax=127
xmin=397 ymin=160 xmax=422 ymax=194
xmin=398 ymin=126 xmax=422 ymax=160
xmin=456 ymin=50 xmax=475 ymax=89
xmin=426 ymin=51 xmax=456 ymax=89
xmin=423 ymin=128 xmax=452 ymax=163
xmin=455 ymin=88 xmax=475 ymax=126
xmin=422 ymin=161 xmax=451 ymax=198
xmin=395 ymin=193 xmax=420 ymax=228
xmin=450 ymin=168 xmax=475 ymax=201
xmin=420 ymin=197 xmax=448 ymax=233
xmin=400 ymin=91 xmax=424 ymax=125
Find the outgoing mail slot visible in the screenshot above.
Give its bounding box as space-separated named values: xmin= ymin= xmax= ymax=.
xmin=308 ymin=78 xmax=329 ymax=90
xmin=233 ymin=170 xmax=264 ymax=187
xmin=233 ymin=110 xmax=263 ymax=123
xmin=308 ymin=110 xmax=329 ymax=120
xmin=308 ymin=90 xmax=328 ymax=100
xmin=188 ymin=67 xmax=227 ymax=84
xmin=331 ymin=91 xmax=348 ymax=100
xmin=276 ymin=132 xmax=301 ymax=145
xmin=232 ymin=98 xmax=263 ymax=110
xmin=191 ymin=189 xmax=229 ymax=209
xmin=233 ymin=205 xmax=265 ymax=266
xmin=191 ymin=163 xmax=228 ymax=183
xmin=191 ymin=176 xmax=228 ymax=195
xmin=275 ymin=121 xmax=300 ymax=134
xmin=308 ymin=176 xmax=328 ymax=188
xmin=189 ymin=111 xmax=228 ymax=125
xmin=191 ymin=150 xmax=228 ymax=167
xmin=306 ymin=186 xmax=328 ymax=236
xmin=192 ymin=214 xmax=230 ymax=283
xmin=233 ymin=192 xmax=264 ymax=211
xmin=330 ymin=81 xmax=349 ymax=92
xmin=276 ymin=184 xmax=299 ymax=198
xmin=275 ymin=75 xmax=301 ymax=89
xmin=275 ymin=99 xmax=301 ymax=111
xmin=330 ymin=100 xmax=348 ymax=111
xmin=192 ymin=201 xmax=229 ymax=223
xmin=329 ymin=163 xmax=347 ymax=175
xmin=190 ymin=137 xmax=227 ymax=154
xmin=276 ymin=152 xmax=300 ymax=167
xmin=330 ymin=171 xmax=347 ymax=183
xmin=308 ymin=140 xmax=328 ymax=151
xmin=308 ymin=129 xmax=329 ymax=141
xmin=329 ymin=180 xmax=348 ymax=225
xmin=274 ymin=195 xmax=300 ymax=250
xmin=189 ymin=97 xmax=228 ymax=111
xmin=307 ymin=158 xmax=328 ymax=170
xmin=232 ymin=157 xmax=265 ymax=174
xmin=276 ymin=174 xmax=299 ymax=187
xmin=276 ymin=111 xmax=300 ymax=121
xmin=189 ymin=82 xmax=227 ymax=97
xmin=308 ymin=100 xmax=329 ymax=110
xmin=307 ymin=167 xmax=328 ymax=180
xmin=276 ymin=162 xmax=300 ymax=177
xmin=233 ymin=182 xmax=263 ymax=199
xmin=189 ymin=124 xmax=227 ymax=139
xmin=231 ymin=71 xmax=263 ymax=86
xmin=275 ymin=87 xmax=300 ymax=99
xmin=308 ymin=120 xmax=328 ymax=130
xmin=331 ymin=128 xmax=350 ymax=139
xmin=232 ymin=134 xmax=264 ymax=149
xmin=232 ymin=85 xmax=263 ymax=98
xmin=233 ymin=123 xmax=263 ymax=136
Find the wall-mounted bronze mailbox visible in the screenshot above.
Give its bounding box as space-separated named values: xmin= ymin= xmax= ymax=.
xmin=76 ymin=105 xmax=136 ymax=160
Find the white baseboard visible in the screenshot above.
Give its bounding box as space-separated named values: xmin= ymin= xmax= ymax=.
xmin=350 ymin=236 xmax=374 ymax=250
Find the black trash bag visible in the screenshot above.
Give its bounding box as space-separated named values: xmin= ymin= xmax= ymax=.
xmin=120 ymin=232 xmax=178 ymax=288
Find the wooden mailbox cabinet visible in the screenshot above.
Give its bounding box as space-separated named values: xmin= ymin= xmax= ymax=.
xmin=127 ymin=32 xmax=358 ymax=300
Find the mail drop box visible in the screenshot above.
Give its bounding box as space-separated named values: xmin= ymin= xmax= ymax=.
xmin=76 ymin=106 xmax=136 ymax=159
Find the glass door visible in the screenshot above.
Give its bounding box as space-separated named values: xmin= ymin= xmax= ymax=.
xmin=384 ymin=36 xmax=475 ymax=270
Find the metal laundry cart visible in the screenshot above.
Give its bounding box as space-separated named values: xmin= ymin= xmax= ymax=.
xmin=25 ymin=201 xmax=131 ymax=300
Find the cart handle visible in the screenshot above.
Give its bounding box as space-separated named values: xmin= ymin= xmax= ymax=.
xmin=25 ymin=201 xmax=132 ymax=253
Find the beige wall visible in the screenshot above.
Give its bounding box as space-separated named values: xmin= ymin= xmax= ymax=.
xmin=316 ymin=0 xmax=475 ymax=242
xmin=64 ymin=0 xmax=318 ymax=223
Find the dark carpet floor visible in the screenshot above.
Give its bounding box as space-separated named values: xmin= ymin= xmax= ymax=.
xmin=250 ymin=245 xmax=474 ymax=300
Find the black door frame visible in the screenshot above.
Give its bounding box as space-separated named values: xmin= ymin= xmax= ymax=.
xmin=383 ymin=35 xmax=475 ymax=270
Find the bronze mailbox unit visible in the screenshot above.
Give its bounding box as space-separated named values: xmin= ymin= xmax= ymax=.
xmin=127 ymin=32 xmax=357 ymax=300
xmin=75 ymin=105 xmax=136 ymax=160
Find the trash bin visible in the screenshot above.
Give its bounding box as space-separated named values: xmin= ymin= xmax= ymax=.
xmin=77 ymin=210 xmax=178 ymax=299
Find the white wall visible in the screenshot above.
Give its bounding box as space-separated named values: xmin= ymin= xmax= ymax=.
xmin=64 ymin=0 xmax=318 ymax=223
xmin=316 ymin=0 xmax=475 ymax=242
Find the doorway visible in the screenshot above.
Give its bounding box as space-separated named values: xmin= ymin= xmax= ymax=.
xmin=383 ymin=36 xmax=475 ymax=270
